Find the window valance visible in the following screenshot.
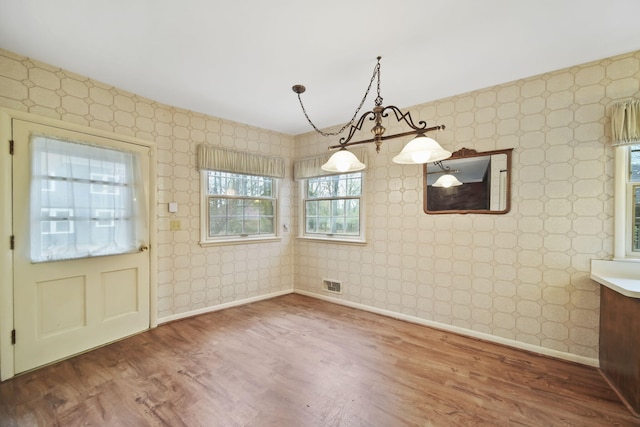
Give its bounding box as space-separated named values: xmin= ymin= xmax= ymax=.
xmin=197 ymin=145 xmax=285 ymax=178
xmin=612 ymin=100 xmax=640 ymax=146
xmin=293 ymin=147 xmax=368 ymax=180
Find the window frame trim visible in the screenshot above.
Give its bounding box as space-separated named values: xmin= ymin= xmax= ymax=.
xmin=199 ymin=170 xmax=280 ymax=246
xmin=614 ymin=145 xmax=640 ymax=260
xmin=298 ymin=172 xmax=366 ymax=245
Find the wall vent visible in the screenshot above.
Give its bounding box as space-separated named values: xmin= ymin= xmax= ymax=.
xmin=322 ymin=279 xmax=342 ymax=294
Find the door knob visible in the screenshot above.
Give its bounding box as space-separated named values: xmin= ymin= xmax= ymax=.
xmin=139 ymin=244 xmax=149 ymax=252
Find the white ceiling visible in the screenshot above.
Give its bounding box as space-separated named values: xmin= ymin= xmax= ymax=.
xmin=1 ymin=1 xmax=640 ymax=136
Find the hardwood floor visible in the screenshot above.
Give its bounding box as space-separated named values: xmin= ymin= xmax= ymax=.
xmin=1 ymin=294 xmax=638 ymax=426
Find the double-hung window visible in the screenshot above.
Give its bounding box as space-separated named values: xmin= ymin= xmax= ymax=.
xmin=203 ymin=171 xmax=276 ymax=241
xmin=629 ymin=146 xmax=640 ymax=253
xmin=611 ymin=100 xmax=640 ymax=259
xmin=294 ymin=148 xmax=367 ymax=244
xmin=197 ymin=145 xmax=285 ymax=245
xmin=617 ymin=144 xmax=640 ymax=258
xmin=301 ymin=172 xmax=365 ymax=243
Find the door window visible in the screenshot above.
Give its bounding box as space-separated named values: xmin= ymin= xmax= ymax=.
xmin=30 ymin=135 xmax=147 ymax=262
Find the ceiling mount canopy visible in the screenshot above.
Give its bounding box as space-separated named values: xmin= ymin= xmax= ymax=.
xmin=293 ymin=56 xmax=451 ymax=172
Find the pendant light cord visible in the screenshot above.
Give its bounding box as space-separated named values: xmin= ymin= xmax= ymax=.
xmin=296 ymin=57 xmax=382 ymax=137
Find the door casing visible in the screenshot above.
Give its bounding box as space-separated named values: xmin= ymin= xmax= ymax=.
xmin=0 ymin=108 xmax=158 ymax=380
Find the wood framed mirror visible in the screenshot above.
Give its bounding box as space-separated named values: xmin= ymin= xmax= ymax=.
xmin=423 ymin=147 xmax=513 ymax=215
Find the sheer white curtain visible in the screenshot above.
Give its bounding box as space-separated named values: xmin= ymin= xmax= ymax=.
xmin=30 ymin=135 xmax=147 ymax=262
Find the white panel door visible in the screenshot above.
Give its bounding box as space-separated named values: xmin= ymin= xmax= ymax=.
xmin=12 ymin=119 xmax=151 ymax=374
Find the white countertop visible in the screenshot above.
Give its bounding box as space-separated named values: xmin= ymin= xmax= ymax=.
xmin=591 ymin=259 xmax=640 ymax=298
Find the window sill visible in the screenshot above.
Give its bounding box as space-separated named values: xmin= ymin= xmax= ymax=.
xmin=199 ymin=236 xmax=281 ymax=247
xmin=296 ymin=236 xmax=367 ymax=246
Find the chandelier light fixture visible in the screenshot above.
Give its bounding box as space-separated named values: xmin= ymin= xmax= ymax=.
xmin=292 ymin=56 xmax=451 ymax=172
xmin=433 ymin=174 xmax=463 ymax=188
xmin=430 ymin=160 xmax=463 ymax=188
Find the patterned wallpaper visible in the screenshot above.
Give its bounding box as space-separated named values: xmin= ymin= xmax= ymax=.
xmin=293 ymin=50 xmax=640 ymax=360
xmin=2 ymin=47 xmax=639 ymax=361
xmin=0 ymin=48 xmax=295 ymax=321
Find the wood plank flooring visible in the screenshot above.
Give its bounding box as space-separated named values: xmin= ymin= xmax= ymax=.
xmin=1 ymin=294 xmax=638 ymax=426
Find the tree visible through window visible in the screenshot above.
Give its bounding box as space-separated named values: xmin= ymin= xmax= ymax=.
xmin=629 ymin=145 xmax=640 ymax=252
xmin=304 ymin=173 xmax=362 ymax=237
xmin=205 ymin=171 xmax=276 ymax=238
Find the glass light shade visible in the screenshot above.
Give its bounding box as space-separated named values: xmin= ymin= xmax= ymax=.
xmin=321 ymin=149 xmax=366 ymax=173
xmin=433 ymin=174 xmax=463 ymax=188
xmin=392 ymin=135 xmax=451 ymax=164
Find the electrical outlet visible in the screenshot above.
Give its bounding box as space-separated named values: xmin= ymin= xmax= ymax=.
xmin=170 ymin=220 xmax=181 ymax=231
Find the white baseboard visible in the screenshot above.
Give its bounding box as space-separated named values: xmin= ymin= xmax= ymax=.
xmin=294 ymin=290 xmax=599 ymax=368
xmin=157 ymin=289 xmax=294 ymax=324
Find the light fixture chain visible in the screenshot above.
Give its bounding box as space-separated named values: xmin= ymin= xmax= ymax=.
xmin=296 ymin=58 xmax=382 ymax=137
xmin=375 ymin=56 xmax=383 ymax=106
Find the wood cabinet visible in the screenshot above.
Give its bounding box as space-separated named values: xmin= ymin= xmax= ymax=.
xmin=599 ymin=285 xmax=640 ymax=417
